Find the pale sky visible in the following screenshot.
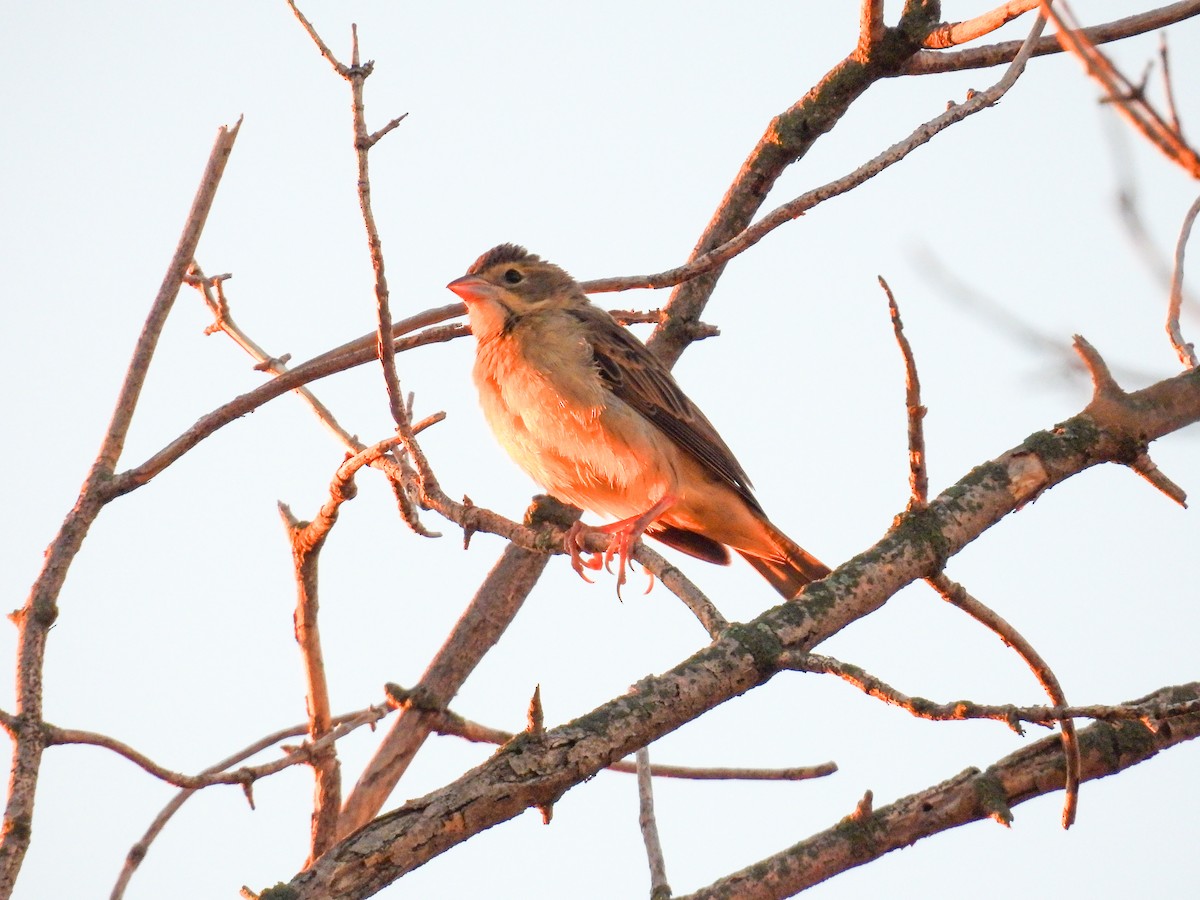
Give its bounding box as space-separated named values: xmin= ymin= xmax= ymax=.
xmin=2 ymin=3 xmax=1198 ymax=898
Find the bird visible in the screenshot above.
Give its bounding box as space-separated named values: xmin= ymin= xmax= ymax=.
xmin=446 ymin=243 xmax=829 ymax=599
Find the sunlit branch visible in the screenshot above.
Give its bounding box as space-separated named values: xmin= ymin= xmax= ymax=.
xmin=902 ymin=2 xmax=1200 ymax=75
xmin=580 ymin=13 xmax=1048 ymax=298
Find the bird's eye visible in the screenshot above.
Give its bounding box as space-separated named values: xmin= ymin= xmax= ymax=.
xmin=502 ymin=268 xmax=524 ymax=285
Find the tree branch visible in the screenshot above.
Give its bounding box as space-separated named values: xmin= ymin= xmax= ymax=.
xmin=0 ymin=119 xmax=241 ymax=897
xmin=902 ymin=2 xmax=1200 ymax=75
xmin=276 ymin=360 xmax=1200 ymax=897
xmin=675 ymin=683 xmax=1200 ymax=900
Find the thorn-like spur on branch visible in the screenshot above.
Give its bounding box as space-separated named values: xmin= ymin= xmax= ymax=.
xmin=526 ymin=686 xmax=553 ymax=824
xmin=849 ymin=790 xmax=874 ymax=821
xmin=1074 ymin=335 xmax=1189 ymax=507
xmin=923 ymin=1 xmax=1040 ymax=49
xmin=526 ymin=685 xmax=545 ymax=738
xmin=926 ymin=574 xmax=1080 ymax=829
xmin=880 ymin=276 xmax=929 ymax=510
xmin=1168 ymin=194 xmax=1200 ymax=369
xmin=1132 ymin=452 xmax=1188 ymax=508
xmin=858 ymin=0 xmax=887 ymax=57
xmin=673 ymin=683 xmax=1200 ymax=900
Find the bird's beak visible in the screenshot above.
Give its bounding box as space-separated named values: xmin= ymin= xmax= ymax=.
xmin=446 ymin=274 xmax=498 ymax=305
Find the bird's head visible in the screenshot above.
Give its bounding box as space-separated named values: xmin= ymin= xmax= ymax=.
xmin=447 ymin=244 xmax=585 ymax=340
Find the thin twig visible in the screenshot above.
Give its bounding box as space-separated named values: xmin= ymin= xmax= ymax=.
xmin=784 ymin=655 xmax=1199 ymax=731
xmin=628 ymin=543 xmax=730 ymax=638
xmin=1158 ymin=34 xmax=1184 ymax=137
xmin=289 ymin=4 xmax=431 ymax=536
xmin=580 ymin=13 xmax=1048 ymax=297
xmin=1168 ymin=194 xmax=1200 ymax=367
xmin=414 ymin=699 xmax=838 ymax=780
xmin=880 ymin=277 xmax=928 ymax=510
xmin=280 ymin=441 xmax=410 ymax=862
xmin=111 ymin=304 xmax=465 ymax=500
xmin=637 ymin=748 xmax=672 ymax=900
xmin=109 ymin=705 xmax=389 ymax=900
xmin=1041 ymin=0 xmax=1200 ymax=177
xmin=188 ymin=265 xmax=362 ymax=448
xmin=926 ymin=574 xmax=1080 ymax=828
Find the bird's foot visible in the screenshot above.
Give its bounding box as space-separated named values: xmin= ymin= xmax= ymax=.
xmin=565 ymin=521 xmax=605 ymax=583
xmin=564 ymin=495 xmax=675 ymax=598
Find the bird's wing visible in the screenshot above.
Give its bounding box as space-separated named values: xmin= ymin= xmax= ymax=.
xmin=568 ymin=305 xmax=763 ymax=514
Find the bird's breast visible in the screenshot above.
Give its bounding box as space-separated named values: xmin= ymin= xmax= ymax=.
xmin=472 ymin=328 xmax=680 ymax=520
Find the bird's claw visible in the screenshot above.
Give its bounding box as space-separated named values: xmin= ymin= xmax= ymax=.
xmin=565 ymin=521 xmax=603 ymax=583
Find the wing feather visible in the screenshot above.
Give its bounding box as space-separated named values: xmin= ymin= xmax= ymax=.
xmin=567 ymin=306 xmax=763 ymax=514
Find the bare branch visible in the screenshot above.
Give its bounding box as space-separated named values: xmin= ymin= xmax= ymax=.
xmin=781 ymin=658 xmax=1200 ymax=731
xmin=903 ymin=2 xmax=1200 ymax=75
xmin=279 ymin=440 xmax=410 ymax=862
xmin=1041 ymin=1 xmax=1200 ymax=177
xmin=880 ymin=277 xmax=929 ymax=510
xmin=415 ymin=698 xmax=837 ymax=781
xmin=282 ymin=364 xmax=1200 ymax=895
xmin=1168 ymin=194 xmax=1200 ymax=368
xmin=927 ymin=574 xmax=1079 ymax=828
xmin=111 ymin=304 xmax=466 ymax=496
xmin=582 ymin=14 xmax=1048 ymax=298
xmin=111 ymin=705 xmax=389 ymax=899
xmin=337 ymin=497 xmax=569 ymax=837
xmin=636 ymin=748 xmax=671 ymax=900
xmin=1158 ymin=34 xmax=1185 ymax=137
xmin=675 ymin=684 xmax=1200 ymax=900
xmin=1 ymin=119 xmax=241 ymax=896
xmin=286 ymin=0 xmax=348 ymax=76
xmin=634 ymin=7 xmax=948 ymax=367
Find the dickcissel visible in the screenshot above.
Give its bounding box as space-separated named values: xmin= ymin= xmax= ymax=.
xmin=447 ymin=244 xmax=829 ymax=599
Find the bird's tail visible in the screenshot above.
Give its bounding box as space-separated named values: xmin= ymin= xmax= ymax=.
xmin=737 ymin=519 xmax=830 ymax=600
